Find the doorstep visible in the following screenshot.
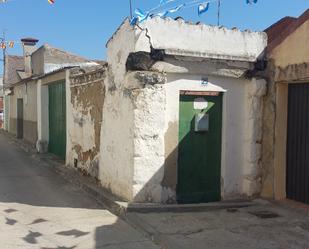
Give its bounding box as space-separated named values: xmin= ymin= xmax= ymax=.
xmin=120 ymin=200 xmax=255 ymax=214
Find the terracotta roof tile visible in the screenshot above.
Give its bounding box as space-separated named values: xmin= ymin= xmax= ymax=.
xmin=4 ymin=55 xmax=24 ymax=86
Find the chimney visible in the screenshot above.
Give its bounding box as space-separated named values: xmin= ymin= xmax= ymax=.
xmin=21 ymin=37 xmax=39 ymax=75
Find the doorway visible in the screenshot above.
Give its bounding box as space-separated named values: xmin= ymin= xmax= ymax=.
xmin=177 ymin=93 xmax=223 ymax=203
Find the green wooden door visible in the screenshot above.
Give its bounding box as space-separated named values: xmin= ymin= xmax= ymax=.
xmin=4 ymin=96 xmax=9 ymax=130
xmin=49 ymin=81 xmax=66 ymax=160
xmin=17 ymin=98 xmax=23 ymax=139
xmin=177 ymin=94 xmax=223 ymax=203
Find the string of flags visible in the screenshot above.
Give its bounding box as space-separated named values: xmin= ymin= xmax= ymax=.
xmin=0 ymin=41 xmax=15 ymax=49
xmin=0 ymin=0 xmax=55 ymax=4
xmin=131 ymin=0 xmax=258 ymax=25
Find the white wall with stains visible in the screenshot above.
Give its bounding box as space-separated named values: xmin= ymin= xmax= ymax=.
xmin=66 ymin=67 xmax=105 ymax=178
xmin=101 ymin=17 xmax=267 ymax=203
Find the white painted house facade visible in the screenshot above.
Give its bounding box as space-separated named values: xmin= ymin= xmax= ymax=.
xmin=99 ymin=17 xmax=268 ymax=203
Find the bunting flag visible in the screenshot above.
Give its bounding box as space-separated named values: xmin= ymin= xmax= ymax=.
xmin=246 ymin=0 xmax=257 ymax=4
xmin=134 ymin=8 xmax=149 ymax=22
xmin=48 ymin=0 xmax=55 ymax=4
xmin=8 ymin=41 xmax=14 ymax=48
xmin=131 ymin=0 xmax=259 ymax=26
xmin=198 ymin=2 xmax=210 ymax=16
xmin=1 ymin=42 xmax=6 ymax=49
xmin=168 ymin=4 xmax=185 ymax=13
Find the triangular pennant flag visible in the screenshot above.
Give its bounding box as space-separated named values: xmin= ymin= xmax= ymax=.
xmin=168 ymin=4 xmax=185 ymax=14
xmin=135 ymin=8 xmax=146 ymax=18
xmin=8 ymin=41 xmax=14 ymax=48
xmin=198 ymin=2 xmax=210 ymax=16
xmin=246 ymin=0 xmax=258 ymax=4
xmin=48 ymin=0 xmax=55 ymax=4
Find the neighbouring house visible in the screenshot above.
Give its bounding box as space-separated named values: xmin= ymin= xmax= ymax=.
xmin=99 ymin=17 xmax=268 ymax=203
xmin=3 ymin=37 xmax=106 ymax=181
xmin=36 ymin=64 xmax=106 ymax=178
xmin=3 ymin=38 xmax=101 ymax=166
xmin=262 ymin=9 xmax=309 ymax=204
xmin=3 ymin=55 xmax=25 ymax=132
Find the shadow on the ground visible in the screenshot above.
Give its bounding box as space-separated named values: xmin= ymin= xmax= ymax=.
xmin=0 ymin=133 xmax=102 ymax=209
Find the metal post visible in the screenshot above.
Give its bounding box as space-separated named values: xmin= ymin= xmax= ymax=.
xmin=129 ymin=0 xmax=133 ymax=19
xmin=217 ymin=0 xmax=221 ymax=26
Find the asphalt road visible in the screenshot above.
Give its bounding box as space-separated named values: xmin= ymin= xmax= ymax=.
xmin=0 ymin=132 xmax=159 ymax=249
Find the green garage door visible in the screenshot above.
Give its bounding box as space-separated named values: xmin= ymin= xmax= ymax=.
xmin=49 ymin=81 xmax=66 ymax=160
xmin=177 ymin=93 xmax=223 ymax=204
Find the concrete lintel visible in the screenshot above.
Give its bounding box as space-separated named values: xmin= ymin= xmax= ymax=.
xmin=126 ymin=51 xmax=256 ymax=78
xmin=164 ymin=49 xmax=259 ymax=63
xmin=274 ymin=62 xmax=309 ymax=83
xmin=151 ymin=57 xmax=253 ymax=78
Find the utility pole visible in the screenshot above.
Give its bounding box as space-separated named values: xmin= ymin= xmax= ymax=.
xmin=0 ymin=30 xmax=7 ymax=70
xmin=129 ymin=0 xmax=133 ymax=19
xmin=217 ymin=0 xmax=221 ymax=26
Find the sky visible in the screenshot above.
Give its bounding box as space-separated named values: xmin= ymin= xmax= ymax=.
xmin=0 ymin=0 xmax=308 ymax=73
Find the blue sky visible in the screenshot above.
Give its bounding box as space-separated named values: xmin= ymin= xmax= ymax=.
xmin=0 ymin=0 xmax=308 ymax=69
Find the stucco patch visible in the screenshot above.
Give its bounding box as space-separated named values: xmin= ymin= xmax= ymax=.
xmin=68 ymin=68 xmax=106 ymax=178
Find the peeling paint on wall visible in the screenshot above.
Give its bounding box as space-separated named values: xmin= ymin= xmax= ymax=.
xmin=68 ymin=67 xmax=106 ymax=178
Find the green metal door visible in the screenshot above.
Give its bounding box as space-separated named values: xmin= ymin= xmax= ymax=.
xmin=177 ymin=93 xmax=223 ymax=203
xmin=49 ymin=81 xmax=66 ymax=160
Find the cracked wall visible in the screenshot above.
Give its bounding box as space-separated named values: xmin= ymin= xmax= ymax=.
xmin=101 ymin=18 xmax=267 ymax=203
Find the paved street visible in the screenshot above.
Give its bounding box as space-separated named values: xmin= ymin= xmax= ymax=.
xmin=1 ymin=131 xmax=309 ymax=249
xmin=128 ymin=200 xmax=309 ymax=249
xmin=0 ymin=133 xmax=159 ymax=249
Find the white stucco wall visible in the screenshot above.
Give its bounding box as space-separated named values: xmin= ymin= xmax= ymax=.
xmin=107 ymin=18 xmax=267 ymax=62
xmin=100 ymin=20 xmax=139 ymax=200
xmin=130 ymin=73 xmax=266 ymax=202
xmin=102 ymin=17 xmax=267 ymax=203
xmin=100 ymin=89 xmax=135 ymax=200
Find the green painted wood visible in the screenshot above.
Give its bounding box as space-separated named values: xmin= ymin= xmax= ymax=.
xmin=177 ymin=94 xmax=223 ymax=203
xmin=48 ymin=81 xmax=66 ymax=160
xmin=4 ymin=96 xmax=10 ymax=130
xmin=17 ymin=98 xmax=23 ymax=139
